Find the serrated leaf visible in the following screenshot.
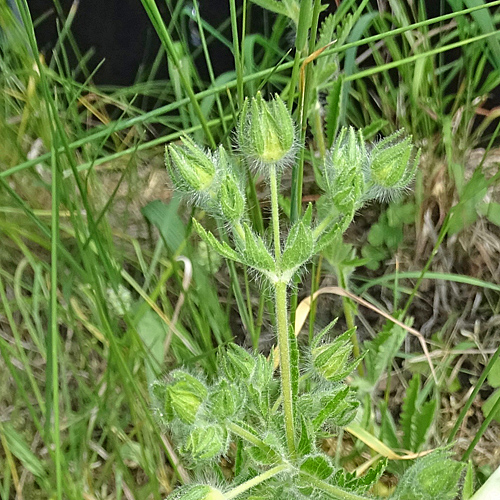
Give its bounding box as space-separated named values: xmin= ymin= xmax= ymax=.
xmin=242 ymin=223 xmax=276 ymax=273
xmin=379 ymin=401 xmax=400 ymax=449
xmin=414 ymin=399 xmax=436 ymax=451
xmin=315 ymin=222 xmax=342 ymax=254
xmin=297 ymin=415 xmax=314 ymax=456
xmin=300 ymin=454 xmax=334 ymax=480
xmin=363 ymin=317 xmax=407 ymax=388
xmin=311 ymin=318 xmax=338 ymax=349
xmin=281 ymin=220 xmax=314 ymax=271
xmin=401 ymin=373 xmax=419 ymax=451
xmin=313 ymin=385 xmax=354 ymax=429
xmin=192 ymin=219 xmax=242 ymax=263
xmin=400 ymin=373 xmax=436 ymax=452
xmin=333 ymin=458 xmax=387 ymax=492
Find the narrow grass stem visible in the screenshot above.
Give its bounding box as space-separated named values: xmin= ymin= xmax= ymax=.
xmin=463 ymin=391 xmax=500 ymax=461
xmin=229 ymin=0 xmax=244 ymax=106
xmin=275 ymin=280 xmax=296 ymax=457
xmin=448 ymin=342 xmax=500 ymax=444
xmin=49 ymin=147 xmax=62 ymax=500
xmin=337 ymin=266 xmax=364 ymax=376
xmin=224 ymin=464 xmax=290 ymax=499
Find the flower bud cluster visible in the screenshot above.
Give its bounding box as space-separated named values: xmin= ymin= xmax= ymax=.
xmin=151 ymin=344 xmax=278 ymax=469
xmin=165 ymin=137 xmax=247 ymax=224
xmin=321 ymin=127 xmax=420 ymax=215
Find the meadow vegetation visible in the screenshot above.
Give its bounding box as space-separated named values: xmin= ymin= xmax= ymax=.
xmin=1 ymin=0 xmax=500 ymax=499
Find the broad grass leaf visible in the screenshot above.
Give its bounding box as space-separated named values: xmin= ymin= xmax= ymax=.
xmin=141 ymin=197 xmax=185 ymax=254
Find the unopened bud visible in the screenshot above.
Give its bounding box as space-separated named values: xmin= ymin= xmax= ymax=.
xmin=218 ymin=173 xmax=246 ymax=222
xmin=237 ymin=92 xmax=296 ymax=173
xmin=311 ymin=329 xmax=358 ymax=382
xmin=168 ymin=484 xmax=225 ymax=500
xmin=323 ymin=127 xmax=366 ymax=213
xmin=366 ymin=130 xmax=420 ymax=201
xmin=182 ymin=424 xmax=225 ymax=462
xmin=218 ymin=343 xmax=256 ymax=382
xmin=166 ymin=136 xmax=217 ymax=194
xmin=164 ymin=370 xmax=208 ymax=425
xmin=210 ymin=379 xmax=243 ymax=420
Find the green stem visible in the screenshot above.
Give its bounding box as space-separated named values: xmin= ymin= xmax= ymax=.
xmin=228 ymin=422 xmax=270 ymax=449
xmin=268 ymin=164 xmax=296 ymax=456
xmin=229 ymin=0 xmax=244 ymax=106
xmin=313 ymin=211 xmax=337 ymax=240
xmin=448 ymin=341 xmax=500 ymax=444
xmin=299 ymin=472 xmax=372 ymax=500
xmin=269 ymin=166 xmax=281 ymax=265
xmin=275 ymin=280 xmax=296 ymax=457
xmin=225 ymin=464 xmax=290 ymax=499
xmin=462 ymin=390 xmax=500 ymax=461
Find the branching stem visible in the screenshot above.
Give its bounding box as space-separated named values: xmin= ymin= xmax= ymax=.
xmin=225 ymin=464 xmax=290 ymax=499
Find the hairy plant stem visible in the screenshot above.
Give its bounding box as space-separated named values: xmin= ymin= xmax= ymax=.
xmin=269 ymin=165 xmax=296 ymax=457
xmin=275 ymin=279 xmax=296 ymax=457
xmin=228 ymin=422 xmax=269 ymax=449
xmin=299 ymin=472 xmax=371 ymax=500
xmin=269 ymin=166 xmax=281 ymax=265
xmin=225 ymin=464 xmax=290 ymax=499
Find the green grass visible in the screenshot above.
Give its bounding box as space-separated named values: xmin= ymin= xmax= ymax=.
xmin=1 ymin=0 xmax=500 ymax=498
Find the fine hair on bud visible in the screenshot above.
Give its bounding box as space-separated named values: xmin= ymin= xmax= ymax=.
xmin=236 ymin=91 xmax=299 ymax=175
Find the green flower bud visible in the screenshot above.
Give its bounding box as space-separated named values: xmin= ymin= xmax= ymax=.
xmin=218 ymin=343 xmax=256 ymax=383
xmin=166 ymin=136 xmax=217 ymax=194
xmin=210 ymin=379 xmax=243 ymax=420
xmin=311 ymin=329 xmax=359 ymax=383
xmin=393 ymin=451 xmax=465 ymax=500
xmin=237 ymin=92 xmax=297 ymax=173
xmin=167 ymin=484 xmax=225 ymax=500
xmin=366 ymin=129 xmax=420 ymax=201
xmin=323 ymin=127 xmax=366 ymax=213
xmin=218 ymin=173 xmax=246 ymax=222
xmin=164 ymin=370 xmax=208 ymax=425
xmin=182 ymin=424 xmax=226 ymax=462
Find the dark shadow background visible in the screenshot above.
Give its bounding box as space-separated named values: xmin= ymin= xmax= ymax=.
xmin=27 ymin=0 xmax=240 ymax=85
xmin=23 ymin=0 xmax=499 ymax=116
